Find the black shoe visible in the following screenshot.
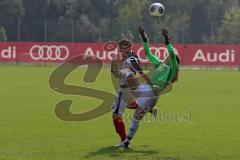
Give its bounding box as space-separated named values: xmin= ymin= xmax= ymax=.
xmin=124 ymin=141 xmax=131 ymax=149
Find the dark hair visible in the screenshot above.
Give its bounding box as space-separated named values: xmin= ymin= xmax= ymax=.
xmin=117 ymin=39 xmax=132 ymax=48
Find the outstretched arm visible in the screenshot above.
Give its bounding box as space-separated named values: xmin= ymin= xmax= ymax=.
xmin=161 ymin=27 xmax=179 ymax=72
xmin=139 ymin=26 xmax=161 ymax=68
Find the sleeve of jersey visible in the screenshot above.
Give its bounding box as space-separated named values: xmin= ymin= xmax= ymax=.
xmin=167 ymin=44 xmax=179 ymax=78
xmin=143 ymin=42 xmax=161 ymax=67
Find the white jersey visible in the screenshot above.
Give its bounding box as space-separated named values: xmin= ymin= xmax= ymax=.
xmin=118 ymin=68 xmax=134 ymax=86
xmin=112 ymin=68 xmax=135 ymax=115
xmin=112 ymin=54 xmax=142 ymax=115
xmin=121 ymin=54 xmax=143 ymax=74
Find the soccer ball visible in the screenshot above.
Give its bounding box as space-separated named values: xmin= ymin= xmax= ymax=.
xmin=149 ymin=3 xmax=164 ymax=17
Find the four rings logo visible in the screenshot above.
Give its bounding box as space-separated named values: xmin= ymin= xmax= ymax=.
xmin=29 ymin=45 xmax=69 ymax=61
xmin=137 ymin=47 xmax=179 ymax=62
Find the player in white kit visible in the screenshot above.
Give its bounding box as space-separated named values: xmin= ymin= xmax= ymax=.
xmin=111 ymin=39 xmax=149 ymax=147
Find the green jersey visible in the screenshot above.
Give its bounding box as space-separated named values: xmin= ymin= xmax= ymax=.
xmin=143 ymin=42 xmax=179 ymax=92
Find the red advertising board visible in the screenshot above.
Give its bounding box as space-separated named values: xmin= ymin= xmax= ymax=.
xmin=0 ymin=42 xmax=239 ymax=68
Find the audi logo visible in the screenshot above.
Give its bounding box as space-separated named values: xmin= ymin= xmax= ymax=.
xmin=29 ymin=45 xmax=69 ymax=61
xmin=137 ymin=47 xmax=179 ymax=62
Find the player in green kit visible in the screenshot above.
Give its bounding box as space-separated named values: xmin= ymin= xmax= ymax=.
xmin=140 ymin=26 xmax=180 ymax=91
xmin=123 ymin=26 xmax=180 ymax=148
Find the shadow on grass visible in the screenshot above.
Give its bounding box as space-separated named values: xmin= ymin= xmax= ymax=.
xmin=85 ymin=145 xmax=180 ymax=160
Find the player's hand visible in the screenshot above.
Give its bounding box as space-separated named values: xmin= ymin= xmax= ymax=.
xmin=138 ymin=26 xmax=145 ymax=34
xmin=161 ymin=27 xmax=170 ymax=45
xmin=161 ymin=27 xmax=169 ymax=37
xmin=138 ymin=26 xmax=148 ymax=42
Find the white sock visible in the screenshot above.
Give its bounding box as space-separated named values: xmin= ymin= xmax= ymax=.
xmin=126 ymin=119 xmax=139 ymax=141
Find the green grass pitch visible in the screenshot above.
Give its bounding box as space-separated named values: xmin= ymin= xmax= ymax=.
xmin=0 ymin=66 xmax=240 ymax=160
